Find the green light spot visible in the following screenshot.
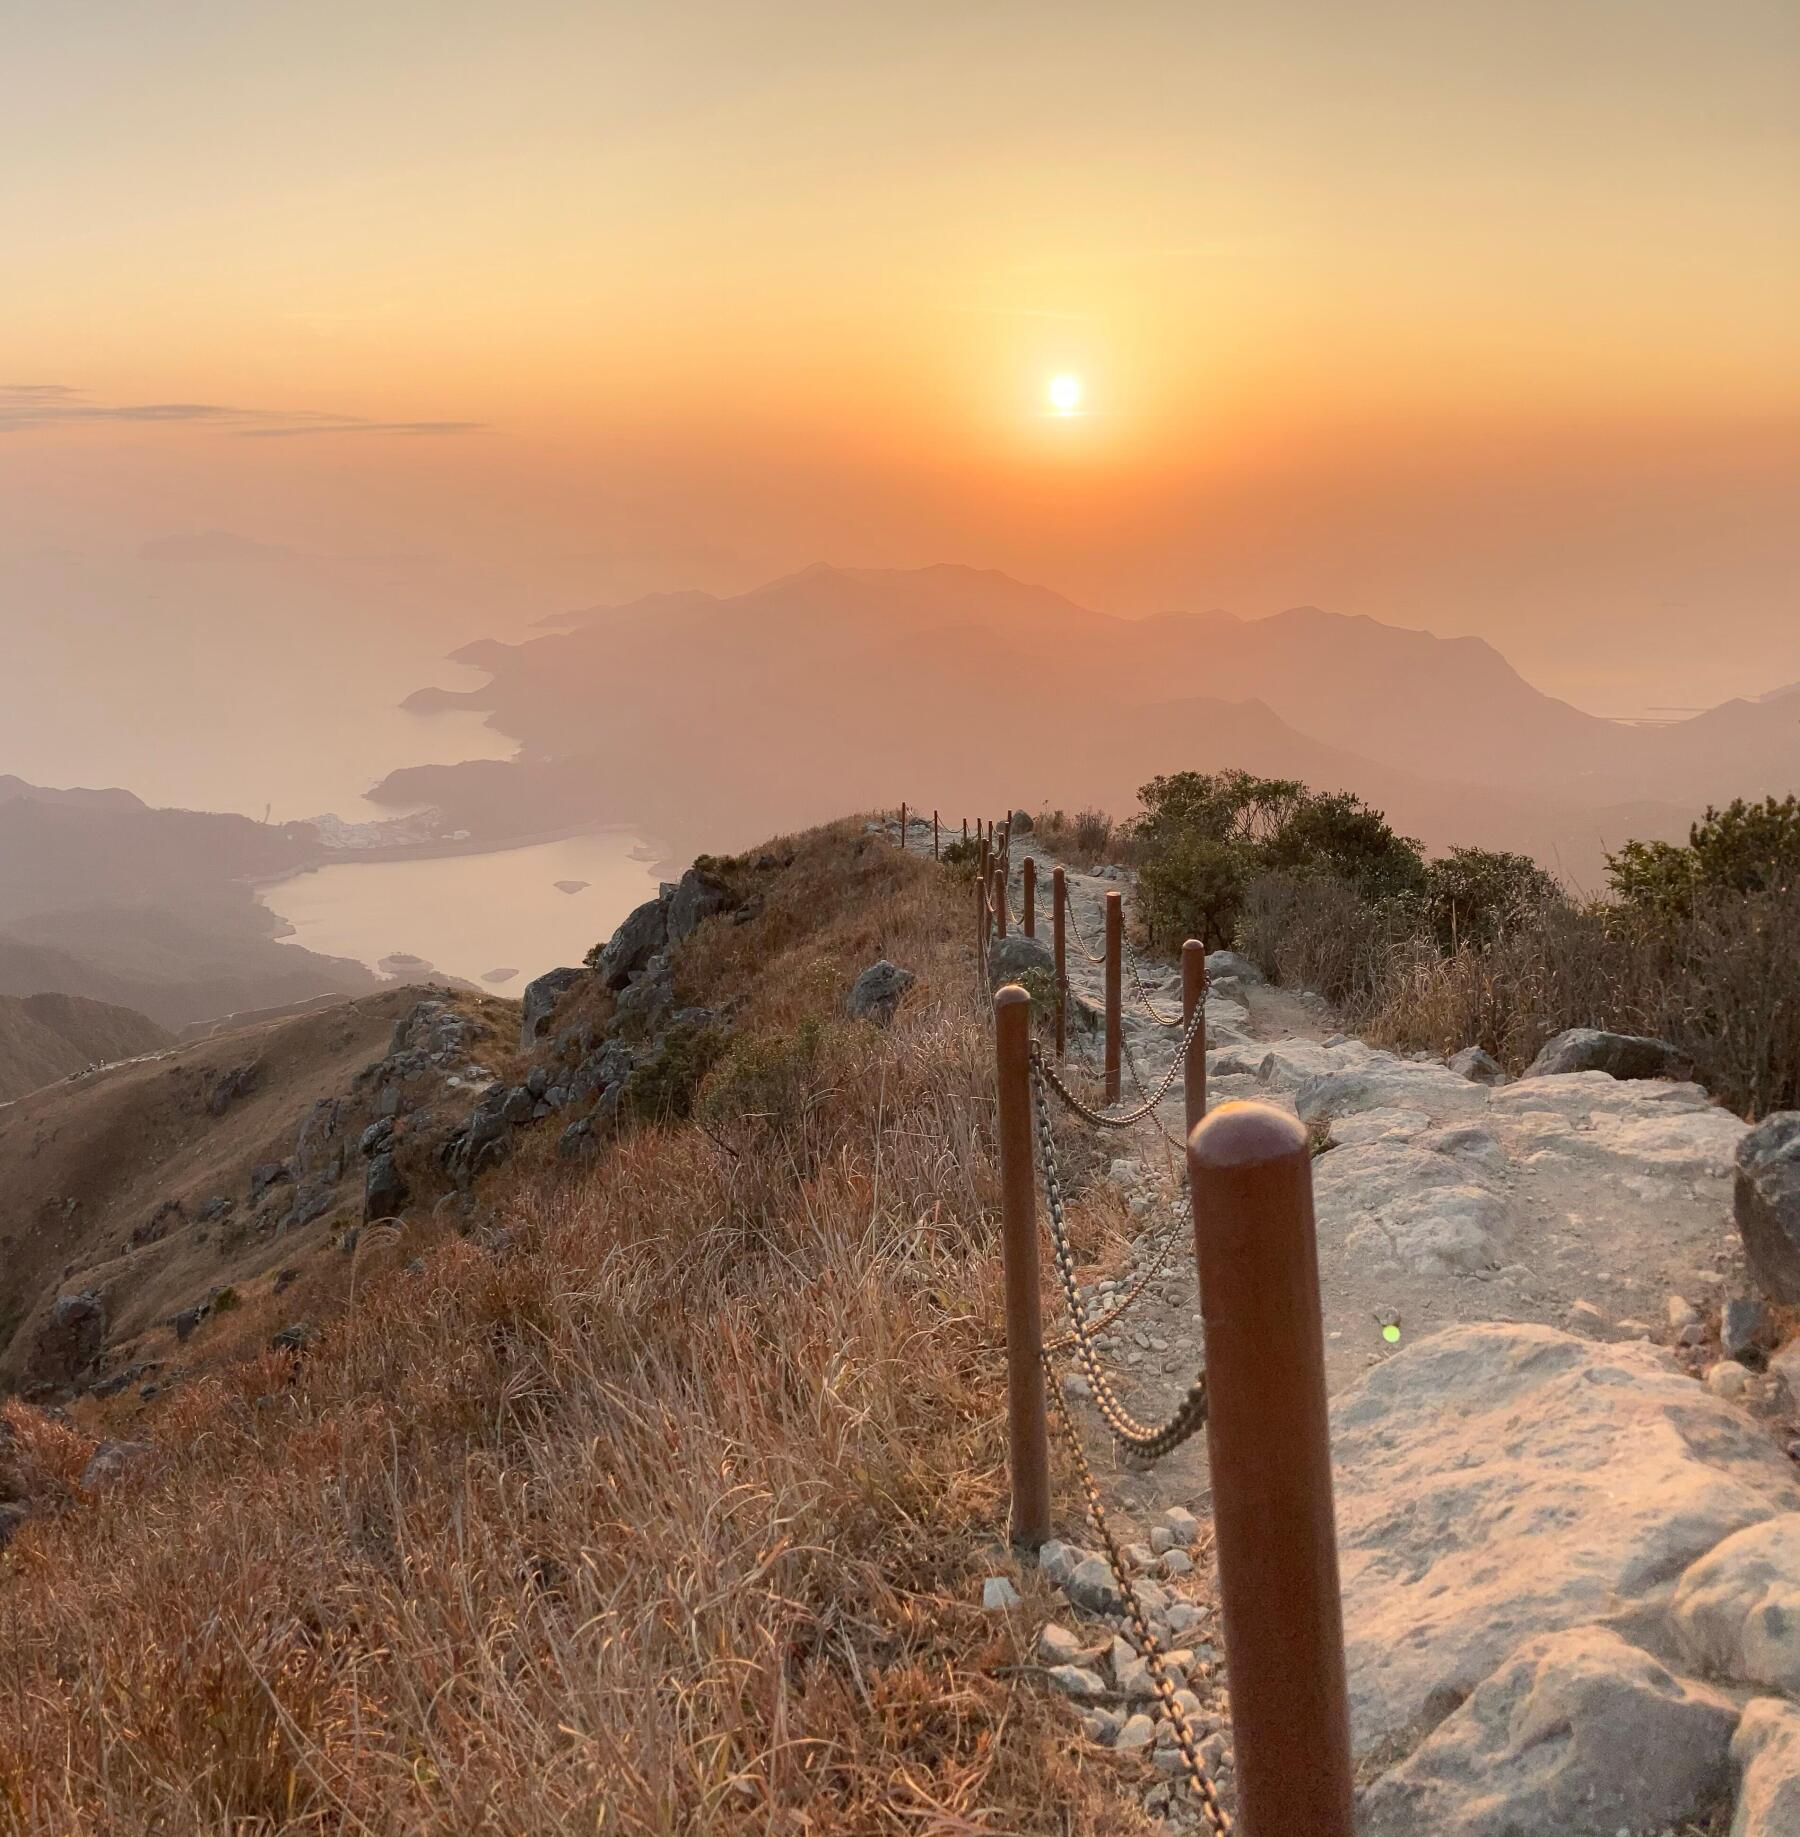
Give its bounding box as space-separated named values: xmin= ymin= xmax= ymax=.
xmin=1382 ymin=1324 xmax=1402 ymax=1345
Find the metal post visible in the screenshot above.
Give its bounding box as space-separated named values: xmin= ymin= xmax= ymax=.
xmin=963 ymin=817 xmax=969 ymax=844
xmin=980 ymin=830 xmax=990 ymax=890
xmin=1182 ymin=938 xmax=1208 ymax=1138
xmin=933 ymin=810 xmax=939 ymax=859
xmin=1052 ymin=866 xmax=1066 ymax=1057
xmin=1022 ymin=857 xmax=1036 ymax=937
xmin=899 ymin=801 xmax=906 ymax=849
xmin=1103 ymin=888 xmax=1122 ymax=1103
xmin=1188 ymin=1103 xmax=1355 ymax=1837
xmin=994 ymin=985 xmax=1051 ymax=1549
xmin=994 ymin=864 xmax=1008 ymax=939
xmin=977 ymin=873 xmax=988 ymax=955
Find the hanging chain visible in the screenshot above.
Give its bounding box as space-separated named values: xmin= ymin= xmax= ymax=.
xmin=1031 ymin=1055 xmax=1209 ymax=1461
xmin=1044 ymin=1374 xmax=1233 ymax=1833
xmin=1037 ymin=1001 xmax=1203 ymax=1130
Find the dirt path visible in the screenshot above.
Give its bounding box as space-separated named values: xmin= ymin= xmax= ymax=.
xmin=997 ymin=835 xmax=1753 ymax=1825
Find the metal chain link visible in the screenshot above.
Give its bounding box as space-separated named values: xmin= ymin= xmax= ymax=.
xmin=1125 ymin=932 xmax=1184 ymax=1027
xmin=1043 ymin=1374 xmax=1233 ymax=1833
xmin=1063 ymin=894 xmax=1110 ymax=966
xmin=1031 ymin=1056 xmax=1209 ymax=1461
xmin=1036 ymin=1002 xmax=1202 ymax=1130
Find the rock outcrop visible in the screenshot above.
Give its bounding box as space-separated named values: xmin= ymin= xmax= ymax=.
xmin=847 ymin=960 xmax=915 ymax=1026
xmin=1736 ymin=1112 xmax=1800 ymax=1302
xmin=1523 ymin=1027 xmax=1691 ymax=1082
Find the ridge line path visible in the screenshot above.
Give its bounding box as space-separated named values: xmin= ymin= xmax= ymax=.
xmin=982 ymin=832 xmax=1762 ymax=1822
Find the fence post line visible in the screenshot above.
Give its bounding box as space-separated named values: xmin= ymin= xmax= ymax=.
xmin=993 ymin=985 xmax=1052 ymax=1549
xmin=1052 ymin=867 xmax=1067 ymax=1057
xmin=1022 ymin=857 xmax=1036 ymax=937
xmin=994 ymin=863 xmax=1008 ymax=939
xmin=1103 ymin=888 xmax=1122 ymax=1103
xmin=1181 ymin=938 xmax=1208 ymax=1138
xmin=1188 ymin=1103 xmax=1355 ymax=1837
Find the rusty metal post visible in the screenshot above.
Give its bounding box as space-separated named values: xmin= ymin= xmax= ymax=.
xmin=1052 ymin=867 xmax=1067 ymax=1057
xmin=979 ymin=829 xmax=990 ymax=889
xmin=977 ymin=873 xmax=987 ymax=955
xmin=993 ymin=863 xmax=1008 ymax=939
xmin=899 ymin=801 xmax=907 ymax=848
xmin=994 ymin=985 xmax=1051 ymax=1548
xmin=1188 ymin=1103 xmax=1355 ymax=1837
xmin=933 ymin=809 xmax=939 ymax=859
xmin=1103 ymin=889 xmax=1122 ymax=1102
xmin=1022 ymin=857 xmax=1036 ymax=937
xmin=1181 ymin=938 xmax=1208 ymax=1138
xmin=962 ymin=817 xmax=969 ymax=844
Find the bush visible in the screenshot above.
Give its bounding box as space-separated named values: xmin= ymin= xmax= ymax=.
xmin=1130 ymin=769 xmax=1423 ymax=951
xmin=619 ymin=1015 xmax=728 ymax=1124
xmin=1028 ymin=808 xmax=1121 ymax=867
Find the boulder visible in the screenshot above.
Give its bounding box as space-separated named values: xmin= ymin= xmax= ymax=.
xmin=364 ymin=1150 xmax=409 ymax=1221
xmin=666 ymin=865 xmax=737 ymax=944
xmin=1671 ymin=1513 xmax=1800 ymax=1695
xmin=1358 ymin=1627 xmax=1736 ymax=1837
xmin=27 ymin=1293 xmax=106 ymax=1387
xmin=1447 ymin=1045 xmax=1506 ymax=1085
xmin=613 ymin=954 xmax=676 ymax=1035
xmin=1204 ymin=948 xmax=1263 ymax=985
xmin=520 ymin=966 xmax=586 ymax=1044
xmin=1008 ymin=809 xmax=1034 ymax=834
xmin=1732 ymin=1698 xmax=1800 ymax=1836
xmin=1332 ymin=1324 xmax=1800 ymax=1757
xmin=1523 ymin=1027 xmax=1691 ymax=1082
xmin=986 ymin=933 xmax=1055 ymax=989
xmin=1312 ymin=1138 xmax=1510 ymax=1273
xmin=596 ymin=892 xmax=671 ymax=990
xmin=846 ymin=959 xmax=915 ymax=1026
xmin=1736 ymin=1112 xmax=1800 ymax=1303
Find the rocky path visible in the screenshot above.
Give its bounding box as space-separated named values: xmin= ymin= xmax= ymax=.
xmin=970 ymin=826 xmax=1800 ymax=1835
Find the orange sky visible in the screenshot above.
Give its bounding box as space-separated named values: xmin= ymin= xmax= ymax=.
xmin=4 ymin=0 xmax=1798 ymax=719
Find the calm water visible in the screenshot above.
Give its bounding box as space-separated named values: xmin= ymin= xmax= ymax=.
xmin=259 ymin=832 xmax=665 ymax=989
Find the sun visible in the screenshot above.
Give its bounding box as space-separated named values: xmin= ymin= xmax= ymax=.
xmin=1047 ymin=373 xmax=1082 ymax=414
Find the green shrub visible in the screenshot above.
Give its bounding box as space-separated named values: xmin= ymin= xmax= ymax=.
xmin=699 ymin=1017 xmax=827 ymax=1133
xmin=620 ymin=1016 xmax=728 ymax=1125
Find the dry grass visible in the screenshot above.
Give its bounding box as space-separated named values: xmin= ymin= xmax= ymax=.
xmin=0 ymin=821 xmax=1144 ymax=1836
xmin=1242 ymin=871 xmax=1800 ymax=1118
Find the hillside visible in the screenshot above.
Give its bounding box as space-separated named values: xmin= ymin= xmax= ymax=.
xmin=370 ymin=563 xmax=1774 ymax=880
xmin=0 ymin=992 xmax=171 ymax=1104
xmin=0 ymin=783 xmax=381 ymax=1028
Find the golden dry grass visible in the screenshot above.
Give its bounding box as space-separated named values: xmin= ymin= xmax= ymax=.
xmin=0 ymin=821 xmax=1144 ymax=1836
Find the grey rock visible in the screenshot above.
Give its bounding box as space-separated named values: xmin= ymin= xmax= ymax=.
xmin=525 ymin=1065 xmax=549 ymax=1098
xmin=1008 ymin=809 xmax=1034 ymax=834
xmin=1333 ymin=1324 xmax=1800 ymax=1758
xmin=249 ymin=1161 xmax=290 ymax=1201
xmin=1732 ymin=1698 xmax=1800 ymax=1836
xmin=1737 ymin=1112 xmax=1800 ymax=1303
xmin=986 ymin=933 xmax=1055 ymax=989
xmin=1045 ymin=1664 xmax=1108 ymax=1700
xmin=597 ymin=892 xmax=671 ymax=990
xmin=1065 ymin=1556 xmax=1123 ymax=1613
xmin=558 ymin=1116 xmax=595 ymax=1158
xmin=614 ymin=954 xmax=676 ymax=1035
xmin=1447 ymin=1045 xmax=1506 ymax=1086
xmin=1037 ymin=1622 xmax=1088 ymax=1665
xmin=846 ymin=959 xmax=916 ymax=1026
xmin=1723 ymin=1291 xmax=1767 ymax=1362
xmin=980 ymin=1575 xmax=1021 ymax=1610
xmin=1523 ymin=1026 xmax=1691 ymax=1082
xmin=666 ymin=865 xmax=738 ymax=944
xmin=1359 ymin=1627 xmax=1736 ymax=1837
xmin=29 ymin=1292 xmax=105 ymax=1386
xmin=269 ymin=1323 xmax=314 ymax=1353
xmin=500 ymin=1085 xmax=536 ymax=1126
xmin=359 ymin=1117 xmax=394 ymax=1157
xmin=1114 ymin=1713 xmax=1156 ymax=1751
xmin=1037 ymin=1539 xmax=1081 ymax=1587
xmin=521 ymin=965 xmax=586 ymax=1043
xmin=170 ymin=1302 xmax=210 ymax=1343
xmin=1772 ymin=1338 xmax=1800 ymax=1412
xmin=364 ymin=1151 xmax=409 ymax=1221
xmin=1204 ymin=948 xmax=1263 ymax=985
xmin=80 ymin=1439 xmax=150 ymax=1489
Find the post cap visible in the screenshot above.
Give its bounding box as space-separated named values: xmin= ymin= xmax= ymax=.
xmin=1188 ymin=1100 xmax=1309 ymax=1171
xmin=993 ymin=984 xmax=1032 ymax=1013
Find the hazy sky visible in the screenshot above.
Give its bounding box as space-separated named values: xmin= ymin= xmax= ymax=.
xmin=4 ymin=0 xmax=1797 ymax=761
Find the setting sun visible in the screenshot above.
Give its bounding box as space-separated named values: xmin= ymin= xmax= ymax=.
xmin=1048 ymin=373 xmax=1082 ymax=414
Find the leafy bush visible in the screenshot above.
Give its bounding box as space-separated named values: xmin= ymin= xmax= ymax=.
xmin=1131 ymin=769 xmax=1423 ymax=950
xmin=1029 ymin=808 xmax=1120 ymax=866
xmin=1424 ymin=847 xmax=1565 ymax=951
xmin=619 ymin=1015 xmax=728 ymax=1124
xmin=699 ymin=1017 xmax=827 ymax=1134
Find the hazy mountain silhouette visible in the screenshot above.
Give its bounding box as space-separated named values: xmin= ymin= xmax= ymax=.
xmin=369 ymin=562 xmax=1795 ymax=883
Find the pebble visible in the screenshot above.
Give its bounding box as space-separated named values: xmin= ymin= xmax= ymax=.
xmin=1066 ymin=1557 xmax=1123 ymax=1612
xmin=1165 ymin=1601 xmax=1205 ymax=1635
xmin=1163 ymin=1506 xmax=1201 ymax=1545
xmin=1162 ymin=1548 xmax=1195 ymax=1577
xmin=1150 ymin=1526 xmax=1176 ymax=1555
xmin=1037 ymin=1540 xmax=1080 ymax=1586
xmin=981 ymin=1576 xmax=1021 ymax=1611
xmin=1037 ymin=1622 xmax=1086 ymax=1665
xmin=1115 ymin=1713 xmax=1157 ymax=1751
xmin=1046 ymin=1664 xmax=1108 ymax=1699
xmin=1705 ymin=1361 xmax=1751 ymax=1402
xmin=1667 ymin=1295 xmax=1699 ymax=1331
xmin=1080 ymin=1708 xmax=1122 ymax=1743
xmin=1124 ymin=1542 xmax=1156 ymax=1571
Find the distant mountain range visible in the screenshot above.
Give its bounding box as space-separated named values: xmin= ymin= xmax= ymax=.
xmin=378 ymin=563 xmax=1800 ymax=884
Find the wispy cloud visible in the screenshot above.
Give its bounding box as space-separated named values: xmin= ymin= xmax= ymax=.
xmin=0 ymin=384 xmax=485 ymax=438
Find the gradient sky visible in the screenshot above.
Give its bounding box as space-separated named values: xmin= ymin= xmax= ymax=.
xmin=4 ymin=0 xmax=1797 ymax=758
